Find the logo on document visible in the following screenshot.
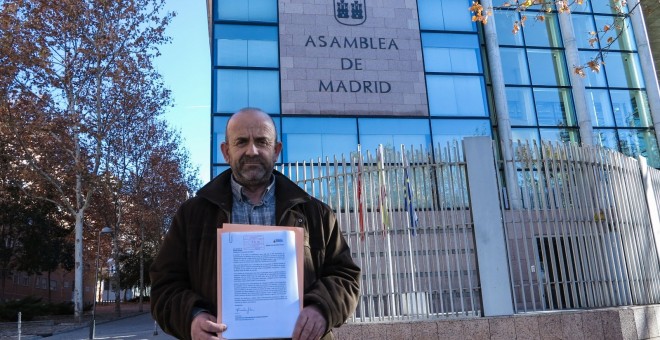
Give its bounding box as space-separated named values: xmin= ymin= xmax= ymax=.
xmin=334 ymin=0 xmax=366 ymax=26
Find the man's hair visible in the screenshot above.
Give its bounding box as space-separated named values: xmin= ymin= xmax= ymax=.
xmin=224 ymin=107 xmax=278 ymax=143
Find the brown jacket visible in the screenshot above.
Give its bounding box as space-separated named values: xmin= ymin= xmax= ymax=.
xmin=150 ymin=169 xmax=360 ymax=340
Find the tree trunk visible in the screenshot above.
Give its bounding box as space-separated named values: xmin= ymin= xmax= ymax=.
xmin=113 ymin=230 xmax=121 ymax=317
xmin=74 ymin=213 xmax=84 ymax=322
xmin=139 ymin=221 xmax=144 ymax=312
xmin=47 ymin=271 xmax=52 ymax=303
xmin=0 ymin=268 xmax=6 ymax=301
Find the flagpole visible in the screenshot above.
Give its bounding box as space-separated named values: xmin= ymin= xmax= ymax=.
xmin=378 ymin=145 xmax=397 ymax=317
xmin=401 ymin=145 xmax=417 ymax=294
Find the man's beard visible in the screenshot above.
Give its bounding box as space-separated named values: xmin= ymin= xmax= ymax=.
xmin=234 ymin=156 xmax=273 ymax=187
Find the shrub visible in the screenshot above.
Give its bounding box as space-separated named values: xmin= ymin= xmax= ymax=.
xmin=0 ymin=297 xmax=77 ymax=322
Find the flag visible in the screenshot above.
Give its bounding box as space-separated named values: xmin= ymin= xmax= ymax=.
xmin=377 ymin=145 xmax=389 ymax=234
xmin=402 ymin=149 xmax=418 ymax=235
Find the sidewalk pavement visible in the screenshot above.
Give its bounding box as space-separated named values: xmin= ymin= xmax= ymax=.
xmin=0 ymin=302 xmax=152 ymax=339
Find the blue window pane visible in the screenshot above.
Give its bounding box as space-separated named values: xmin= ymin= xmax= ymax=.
xmin=431 ymin=119 xmax=491 ymax=150
xmin=579 ymin=51 xmax=607 ymax=87
xmin=216 ymin=69 xmax=248 ymax=112
xmin=593 ymin=129 xmax=619 ymax=149
xmin=618 ymin=130 xmax=660 ymax=167
xmin=604 ymin=52 xmax=644 ymax=88
xmin=610 ymin=90 xmax=652 ymax=128
xmin=594 ymin=16 xmax=635 ymax=51
xmin=495 ymin=11 xmax=523 ymax=46
xmin=427 ymin=75 xmax=488 ymax=117
xmin=522 ymin=13 xmax=562 ymax=47
xmin=421 ymin=33 xmax=481 ymax=73
xmin=590 ymin=0 xmax=627 ymax=14
xmin=215 ymin=70 xmax=280 ymax=114
xmin=527 ymin=49 xmax=569 ymax=86
xmin=511 ymin=128 xmax=540 ymax=144
xmin=215 ymin=25 xmax=278 ymax=67
xmin=572 ymin=14 xmax=597 ymax=49
xmin=586 ymin=89 xmax=615 ymax=127
xmin=216 ymin=0 xmax=277 ymax=22
xmin=500 ymin=48 xmax=530 ymax=85
xmin=506 ymin=87 xmax=537 ymax=126
xmin=418 ymin=0 xmax=474 ymax=31
xmin=282 ymin=117 xmax=358 ymax=162
xmin=571 ymin=0 xmax=592 ymax=12
xmin=358 ymin=118 xmax=431 ymax=152
xmin=539 ymin=128 xmax=580 ymax=144
xmin=248 ymin=71 xmax=280 ymax=114
xmin=534 ymin=88 xmax=576 ymax=127
xmin=417 ymin=0 xmax=444 ymax=30
xmin=441 ymin=0 xmax=475 ymax=31
xmin=212 ymin=116 xmax=230 ymax=164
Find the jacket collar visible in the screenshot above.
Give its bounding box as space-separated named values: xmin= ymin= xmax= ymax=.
xmin=196 ymin=168 xmax=312 ymax=216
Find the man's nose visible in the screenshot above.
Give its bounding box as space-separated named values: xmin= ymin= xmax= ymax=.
xmin=246 ymin=142 xmax=258 ymax=155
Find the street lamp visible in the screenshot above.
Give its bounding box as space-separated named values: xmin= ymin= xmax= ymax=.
xmin=89 ymin=226 xmax=112 ymax=340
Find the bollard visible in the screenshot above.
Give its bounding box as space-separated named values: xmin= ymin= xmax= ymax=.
xmin=89 ymin=319 xmax=95 ymax=339
xmin=17 ymin=312 xmax=21 ymax=340
xmin=153 ymin=320 xmax=158 ymax=336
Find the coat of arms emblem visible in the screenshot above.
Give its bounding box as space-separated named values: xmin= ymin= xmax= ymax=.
xmin=334 ymin=0 xmax=366 ymax=26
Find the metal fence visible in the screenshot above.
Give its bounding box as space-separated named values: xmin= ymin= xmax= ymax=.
xmin=502 ymin=140 xmax=660 ymax=313
xmin=278 ymin=143 xmax=481 ymax=322
xmin=278 ymin=139 xmax=660 ymax=321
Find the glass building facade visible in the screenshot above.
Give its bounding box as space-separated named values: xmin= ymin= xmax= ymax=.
xmin=209 ymin=0 xmax=660 ymax=177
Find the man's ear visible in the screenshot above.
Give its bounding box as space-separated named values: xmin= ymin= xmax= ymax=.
xmin=220 ymin=142 xmax=230 ymax=163
xmin=273 ymin=141 xmax=283 ymax=161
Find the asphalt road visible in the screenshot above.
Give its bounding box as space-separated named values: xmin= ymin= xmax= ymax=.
xmin=43 ymin=313 xmax=176 ymax=340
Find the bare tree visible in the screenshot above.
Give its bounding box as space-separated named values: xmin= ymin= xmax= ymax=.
xmin=0 ymin=0 xmax=173 ymax=320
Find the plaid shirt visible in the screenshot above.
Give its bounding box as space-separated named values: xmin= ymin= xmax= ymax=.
xmin=230 ymin=175 xmax=276 ymax=226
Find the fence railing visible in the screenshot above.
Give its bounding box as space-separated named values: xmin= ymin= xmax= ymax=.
xmin=278 ymin=143 xmax=481 ymax=322
xmin=502 ymin=140 xmax=660 ymax=313
xmin=278 ymin=138 xmax=660 ymax=321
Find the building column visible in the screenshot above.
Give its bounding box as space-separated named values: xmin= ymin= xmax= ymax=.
xmin=557 ymin=13 xmax=594 ymax=145
xmin=464 ymin=137 xmax=515 ymax=316
xmin=628 ymin=0 xmax=660 ymax=143
xmin=481 ymin=0 xmax=522 ymax=208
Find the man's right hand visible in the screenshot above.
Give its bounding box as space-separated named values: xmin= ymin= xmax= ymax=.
xmin=191 ymin=312 xmax=226 ymax=340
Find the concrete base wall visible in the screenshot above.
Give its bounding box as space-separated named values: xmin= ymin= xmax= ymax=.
xmin=334 ymin=305 xmax=660 ymax=340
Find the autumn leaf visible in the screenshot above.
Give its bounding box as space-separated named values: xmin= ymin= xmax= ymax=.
xmin=556 ymin=0 xmax=570 ymax=13
xmin=603 ymin=24 xmax=610 ymax=32
xmin=469 ymin=1 xmax=490 ymax=24
xmin=587 ymin=60 xmax=601 ymax=73
xmin=536 ymin=14 xmax=545 ymax=22
xmin=512 ymin=22 xmax=520 ymax=34
xmin=574 ymin=66 xmax=586 ymax=77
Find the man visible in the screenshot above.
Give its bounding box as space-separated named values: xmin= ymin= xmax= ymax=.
xmin=150 ymin=108 xmax=361 ymax=340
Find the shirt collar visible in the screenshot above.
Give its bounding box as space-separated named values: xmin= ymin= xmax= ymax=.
xmin=230 ymin=174 xmax=276 ymax=204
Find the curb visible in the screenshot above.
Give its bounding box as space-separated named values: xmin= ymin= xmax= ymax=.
xmin=41 ymin=311 xmax=151 ymax=338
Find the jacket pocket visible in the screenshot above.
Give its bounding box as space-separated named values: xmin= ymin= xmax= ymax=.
xmin=303 ymin=231 xmax=325 ymax=292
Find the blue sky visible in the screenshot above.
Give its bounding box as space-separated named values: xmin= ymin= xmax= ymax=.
xmin=155 ymin=1 xmax=211 ymax=184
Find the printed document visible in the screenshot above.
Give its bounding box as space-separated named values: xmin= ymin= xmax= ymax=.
xmin=217 ymin=224 xmax=303 ymax=339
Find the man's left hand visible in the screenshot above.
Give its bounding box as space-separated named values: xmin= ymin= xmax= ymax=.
xmin=292 ymin=305 xmax=327 ymax=340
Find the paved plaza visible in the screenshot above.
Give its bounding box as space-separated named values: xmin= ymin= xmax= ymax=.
xmin=1 ymin=303 xmax=175 ymax=340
